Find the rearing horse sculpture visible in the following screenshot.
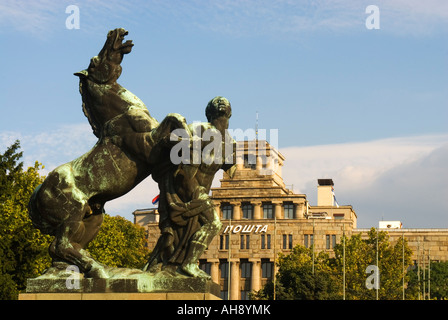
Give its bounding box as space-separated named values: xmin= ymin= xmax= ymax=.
xmin=28 ymin=28 xmax=188 ymax=278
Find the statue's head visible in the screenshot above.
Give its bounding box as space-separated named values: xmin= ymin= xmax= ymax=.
xmin=205 ymin=96 xmax=232 ymax=122
xmin=75 ymin=28 xmax=134 ymax=84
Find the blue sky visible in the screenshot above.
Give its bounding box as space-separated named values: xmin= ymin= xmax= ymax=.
xmin=0 ymin=0 xmax=447 ymax=228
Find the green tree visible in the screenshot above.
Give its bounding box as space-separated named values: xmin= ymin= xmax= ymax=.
xmin=408 ymin=260 xmax=448 ymax=300
xmin=427 ymin=261 xmax=448 ymax=300
xmin=252 ymin=245 xmax=339 ymax=300
xmin=0 ymin=141 xmax=151 ymax=299
xmin=254 ymin=228 xmax=415 ymax=300
xmin=0 ymin=141 xmax=51 ymax=300
xmin=87 ymin=214 xmax=150 ymax=269
xmin=331 ymin=228 xmax=413 ymax=300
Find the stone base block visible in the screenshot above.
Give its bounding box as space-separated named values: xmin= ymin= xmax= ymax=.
xmin=23 ymin=272 xmax=221 ymax=300
xmin=19 ymin=292 xmax=220 ymax=300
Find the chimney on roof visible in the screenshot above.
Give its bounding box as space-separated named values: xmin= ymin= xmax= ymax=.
xmin=317 ymin=179 xmax=335 ymax=206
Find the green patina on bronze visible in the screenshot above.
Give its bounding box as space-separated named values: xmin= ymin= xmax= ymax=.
xmin=27 ymin=28 xmax=236 ymax=289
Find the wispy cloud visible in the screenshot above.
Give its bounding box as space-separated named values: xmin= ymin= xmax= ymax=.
xmin=280 ymin=134 xmax=448 ymax=228
xmin=1 ymin=0 xmax=447 ymax=37
xmin=0 ymin=122 xmax=156 ymax=220
xmin=0 ymin=0 xmax=60 ymax=34
xmin=144 ymin=0 xmax=448 ymax=36
xmin=105 ymin=178 xmax=159 ymax=218
xmin=2 ymin=125 xmax=446 ymax=225
xmin=0 ymin=0 xmax=133 ymax=37
xmin=0 ymin=123 xmax=97 ymax=173
xmin=353 ymin=142 xmax=448 ymax=228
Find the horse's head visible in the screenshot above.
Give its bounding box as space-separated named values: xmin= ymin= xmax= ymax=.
xmin=75 ymin=28 xmax=134 ymax=84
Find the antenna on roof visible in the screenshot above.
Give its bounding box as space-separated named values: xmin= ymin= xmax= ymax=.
xmin=255 ymin=111 xmax=259 ymax=141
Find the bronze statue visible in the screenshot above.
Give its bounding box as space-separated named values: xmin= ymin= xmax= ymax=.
xmin=145 ymin=96 xmax=236 ymax=278
xmin=28 ymin=28 xmax=235 ymax=282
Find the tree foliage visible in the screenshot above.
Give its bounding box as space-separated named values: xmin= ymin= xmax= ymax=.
xmin=0 ymin=141 xmax=150 ymax=299
xmin=0 ymin=141 xmax=51 ymax=300
xmin=87 ymin=214 xmax=150 ymax=269
xmin=252 ymin=246 xmax=339 ymax=300
xmin=253 ymin=228 xmax=423 ymax=300
xmin=427 ymin=261 xmax=448 ymax=300
xmin=331 ymin=228 xmax=414 ymax=300
xmin=407 ymin=260 xmax=448 ymax=300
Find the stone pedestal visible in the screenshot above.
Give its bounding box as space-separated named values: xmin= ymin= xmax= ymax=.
xmin=19 ymin=292 xmax=220 ymax=300
xmin=20 ymin=272 xmax=221 ymax=300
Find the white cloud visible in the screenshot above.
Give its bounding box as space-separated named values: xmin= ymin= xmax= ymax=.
xmin=105 ymin=178 xmax=159 ymax=221
xmin=2 ymin=125 xmax=446 ymax=226
xmin=149 ymin=0 xmax=448 ymax=36
xmin=0 ymin=123 xmax=97 ymax=174
xmin=1 ymin=0 xmax=447 ymax=37
xmin=280 ymin=134 xmax=448 ymax=228
xmin=0 ymin=0 xmax=59 ymax=34
xmin=0 ymin=123 xmax=156 ymax=221
xmin=0 ymin=0 xmax=133 ymax=36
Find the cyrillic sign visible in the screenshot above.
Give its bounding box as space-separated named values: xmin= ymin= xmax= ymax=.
xmin=223 ymin=224 xmax=268 ymax=234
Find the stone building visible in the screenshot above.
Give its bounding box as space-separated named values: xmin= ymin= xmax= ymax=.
xmin=133 ymin=140 xmax=448 ymax=300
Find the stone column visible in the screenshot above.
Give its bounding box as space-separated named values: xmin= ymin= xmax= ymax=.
xmin=209 ymin=259 xmax=219 ymax=284
xmin=231 ymin=202 xmax=241 ymax=220
xmin=229 ymin=259 xmax=240 ymax=300
xmin=236 ymin=154 xmax=244 ymax=171
xmin=293 ymin=202 xmax=302 ymax=219
xmin=256 ymin=155 xmax=263 ymax=171
xmin=273 ymin=201 xmax=282 ymax=219
xmin=213 ymin=201 xmax=221 ymax=218
xmin=249 ymin=259 xmax=261 ymax=292
xmin=253 ymin=201 xmax=262 ymax=220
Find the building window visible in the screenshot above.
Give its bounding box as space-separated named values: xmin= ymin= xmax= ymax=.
xmin=240 ymin=235 xmax=250 ymax=250
xmin=244 ymin=154 xmax=256 ymax=169
xmin=241 ymin=260 xmax=252 ymax=279
xmin=304 ymin=234 xmax=314 ymax=248
xmin=326 ymin=234 xmax=337 ymax=249
xmin=220 ymin=260 xmax=229 ymax=300
xmin=261 ymin=260 xmax=273 ymax=279
xmin=221 ymin=204 xmax=233 ymax=219
xmin=263 ymin=203 xmax=273 ymax=219
xmin=261 ymin=155 xmax=269 ymax=169
xmin=334 ymin=214 xmax=344 ymax=220
xmin=283 ymin=234 xmax=293 ymax=249
xmin=283 ymin=202 xmax=294 ymax=219
xmin=242 ymin=203 xmax=253 ymax=219
xmin=199 ymin=260 xmax=211 ymax=276
xmin=261 ymin=234 xmax=271 ymax=249
xmin=220 ymin=234 xmax=229 ymax=250
xmin=220 ymin=261 xmax=229 ymax=279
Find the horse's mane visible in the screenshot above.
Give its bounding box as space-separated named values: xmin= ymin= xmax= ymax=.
xmin=78 ymin=75 xmax=101 ymax=138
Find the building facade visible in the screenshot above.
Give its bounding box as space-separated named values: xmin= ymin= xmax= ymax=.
xmin=133 ymin=140 xmax=448 ymax=300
